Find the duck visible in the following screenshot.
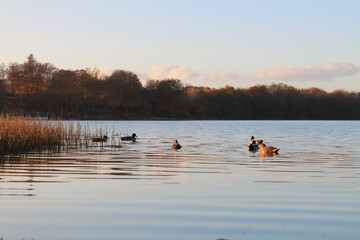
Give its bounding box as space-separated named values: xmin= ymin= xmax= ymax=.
xmin=172 ymin=139 xmax=182 ymax=150
xmin=247 ymin=136 xmax=263 ymax=151
xmin=258 ymin=143 xmax=280 ymax=156
xmin=92 ymin=135 xmax=108 ymax=142
xmin=247 ymin=139 xmax=259 ymax=151
xmin=121 ymin=133 xmax=137 ymax=142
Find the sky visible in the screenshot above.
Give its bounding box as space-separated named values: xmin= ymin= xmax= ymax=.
xmin=1 ymin=0 xmax=360 ymax=92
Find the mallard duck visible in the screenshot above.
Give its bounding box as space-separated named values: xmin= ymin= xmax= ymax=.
xmin=259 ymin=143 xmax=280 ymax=156
xmin=172 ymin=139 xmax=182 ymax=150
xmin=92 ymin=135 xmax=108 ymax=142
xmin=247 ymin=136 xmax=263 ymax=151
xmin=121 ymin=133 xmax=137 ymax=142
xmin=247 ymin=139 xmax=259 ymax=151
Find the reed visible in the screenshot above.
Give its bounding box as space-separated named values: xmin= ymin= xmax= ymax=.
xmin=0 ymin=114 xmax=89 ymax=155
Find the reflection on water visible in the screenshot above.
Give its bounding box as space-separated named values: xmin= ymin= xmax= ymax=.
xmin=1 ymin=121 xmax=360 ymax=240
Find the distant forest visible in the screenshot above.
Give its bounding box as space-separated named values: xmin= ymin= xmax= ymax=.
xmin=0 ymin=55 xmax=359 ymax=120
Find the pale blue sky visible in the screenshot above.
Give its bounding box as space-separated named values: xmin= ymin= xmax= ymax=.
xmin=1 ymin=0 xmax=359 ymax=91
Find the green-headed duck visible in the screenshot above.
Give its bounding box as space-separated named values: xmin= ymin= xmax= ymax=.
xmin=121 ymin=133 xmax=137 ymax=142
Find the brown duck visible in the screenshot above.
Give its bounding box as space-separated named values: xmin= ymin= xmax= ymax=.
xmin=172 ymin=139 xmax=182 ymax=150
xmin=259 ymin=143 xmax=280 ymax=156
xmin=92 ymin=135 xmax=108 ymax=142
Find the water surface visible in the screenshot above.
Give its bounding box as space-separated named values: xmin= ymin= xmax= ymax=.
xmin=1 ymin=121 xmax=360 ymax=240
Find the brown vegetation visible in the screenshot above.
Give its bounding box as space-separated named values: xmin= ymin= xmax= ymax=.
xmin=1 ymin=55 xmax=360 ymax=120
xmin=0 ymin=114 xmax=86 ymax=155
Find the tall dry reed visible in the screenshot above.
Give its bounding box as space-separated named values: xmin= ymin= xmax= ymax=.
xmin=0 ymin=114 xmax=88 ymax=155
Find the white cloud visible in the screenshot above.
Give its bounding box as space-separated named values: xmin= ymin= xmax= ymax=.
xmin=253 ymin=62 xmax=359 ymax=81
xmin=137 ymin=73 xmax=149 ymax=86
xmin=149 ymin=65 xmax=198 ymax=82
xmin=206 ymin=70 xmax=239 ymax=81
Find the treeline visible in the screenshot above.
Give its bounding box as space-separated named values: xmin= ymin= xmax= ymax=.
xmin=0 ymin=55 xmax=360 ymax=120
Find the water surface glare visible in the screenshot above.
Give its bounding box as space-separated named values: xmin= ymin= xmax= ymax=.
xmin=1 ymin=121 xmax=360 ymax=240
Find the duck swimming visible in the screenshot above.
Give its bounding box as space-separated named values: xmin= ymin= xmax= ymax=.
xmin=172 ymin=139 xmax=182 ymax=150
xmin=92 ymin=135 xmax=108 ymax=142
xmin=247 ymin=136 xmax=263 ymax=151
xmin=121 ymin=133 xmax=137 ymax=142
xmin=247 ymin=139 xmax=259 ymax=151
xmin=258 ymin=143 xmax=280 ymax=156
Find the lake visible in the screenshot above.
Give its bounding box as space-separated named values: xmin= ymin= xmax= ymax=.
xmin=1 ymin=121 xmax=360 ymax=240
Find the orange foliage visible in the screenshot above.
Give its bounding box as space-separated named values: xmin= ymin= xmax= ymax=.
xmin=2 ymin=55 xmax=360 ymax=120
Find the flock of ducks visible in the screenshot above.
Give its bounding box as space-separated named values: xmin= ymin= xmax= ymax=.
xmin=92 ymin=133 xmax=182 ymax=150
xmin=92 ymin=133 xmax=137 ymax=143
xmin=92 ymin=134 xmax=279 ymax=156
xmin=247 ymin=136 xmax=280 ymax=156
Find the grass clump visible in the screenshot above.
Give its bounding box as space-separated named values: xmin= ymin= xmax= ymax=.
xmin=0 ymin=114 xmax=87 ymax=155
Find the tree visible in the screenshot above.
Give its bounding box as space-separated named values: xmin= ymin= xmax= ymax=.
xmin=145 ymin=79 xmax=186 ymax=118
xmin=7 ymin=54 xmax=57 ymax=113
xmin=76 ymin=69 xmax=103 ymax=114
xmin=104 ymin=70 xmax=142 ymax=115
xmin=49 ymin=70 xmax=79 ymax=116
xmin=0 ymin=63 xmax=7 ymax=111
